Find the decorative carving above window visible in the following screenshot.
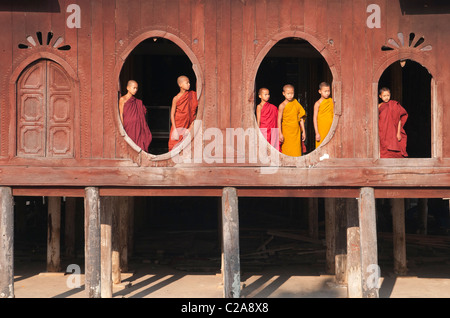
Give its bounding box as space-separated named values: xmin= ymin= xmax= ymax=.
xmin=18 ymin=32 xmax=71 ymax=51
xmin=381 ymin=32 xmax=432 ymax=52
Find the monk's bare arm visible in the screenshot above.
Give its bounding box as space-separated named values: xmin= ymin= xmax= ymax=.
xmin=278 ymin=103 xmax=285 ymax=143
xmin=256 ymin=104 xmax=262 ymax=127
xmin=397 ymin=120 xmax=402 ymax=141
xmin=300 ymin=118 xmax=306 ymax=141
xmin=313 ymin=101 xmax=320 ymax=141
xmin=119 ymin=97 xmax=125 ymax=123
xmin=170 ymin=95 xmax=180 ymax=139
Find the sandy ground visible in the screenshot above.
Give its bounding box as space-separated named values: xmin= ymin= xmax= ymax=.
xmin=11 ymin=260 xmax=450 ymax=299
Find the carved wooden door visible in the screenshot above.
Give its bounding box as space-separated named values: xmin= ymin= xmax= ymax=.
xmin=17 ymin=59 xmax=74 ymax=158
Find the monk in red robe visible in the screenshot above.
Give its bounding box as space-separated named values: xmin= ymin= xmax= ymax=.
xmin=378 ymin=87 xmax=408 ymax=158
xmin=256 ymin=88 xmax=279 ymax=151
xmin=168 ymin=76 xmax=198 ymax=151
xmin=119 ymin=80 xmax=152 ymax=152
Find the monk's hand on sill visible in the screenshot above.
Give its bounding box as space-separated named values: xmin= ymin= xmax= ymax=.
xmin=172 ymin=129 xmax=180 ymax=141
xmin=302 ymin=132 xmax=306 ymax=142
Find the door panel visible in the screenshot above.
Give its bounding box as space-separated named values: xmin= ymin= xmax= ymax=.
xmin=17 ymin=59 xmax=74 ymax=158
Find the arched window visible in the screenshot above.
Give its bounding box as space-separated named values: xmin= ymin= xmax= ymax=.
xmin=16 ymin=59 xmax=75 ymax=158
xmin=378 ymin=59 xmax=432 ymax=158
xmin=255 ymin=37 xmax=333 ymax=156
xmin=119 ymin=37 xmax=197 ymax=155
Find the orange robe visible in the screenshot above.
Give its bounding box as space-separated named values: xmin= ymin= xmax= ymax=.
xmin=315 ymin=98 xmax=334 ymax=148
xmin=259 ymin=102 xmax=279 ymax=151
xmin=281 ymin=99 xmax=306 ymax=157
xmin=168 ymin=91 xmax=198 ymax=151
xmin=379 ymin=100 xmax=408 ymax=158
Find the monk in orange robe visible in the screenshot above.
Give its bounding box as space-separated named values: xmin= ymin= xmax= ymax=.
xmin=256 ymin=88 xmax=279 ymax=151
xmin=313 ymin=82 xmax=334 ymax=148
xmin=168 ymin=76 xmax=198 ymax=151
xmin=119 ymin=80 xmax=152 ymax=152
xmin=378 ymin=87 xmax=408 ymax=158
xmin=278 ymin=84 xmax=306 ymax=157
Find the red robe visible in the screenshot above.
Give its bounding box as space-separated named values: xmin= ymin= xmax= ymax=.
xmin=123 ymin=96 xmax=152 ymax=152
xmin=259 ymin=102 xmax=279 ymax=151
xmin=378 ymin=100 xmax=408 ymax=158
xmin=168 ymin=91 xmax=198 ymax=151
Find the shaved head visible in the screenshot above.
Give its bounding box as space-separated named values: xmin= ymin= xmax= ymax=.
xmin=177 ymin=75 xmax=189 ymax=86
xmin=127 ymin=80 xmax=138 ymax=88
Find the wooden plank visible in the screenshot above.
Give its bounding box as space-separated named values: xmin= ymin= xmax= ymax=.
xmin=346 ymin=197 xmax=362 ymax=298
xmin=391 ymin=198 xmax=407 ymax=275
xmin=359 ymin=187 xmax=379 ymax=298
xmin=64 ymin=197 xmax=76 ymax=259
xmin=84 ymin=187 xmax=101 ymax=298
xmin=230 ymin=1 xmax=243 ymax=128
xmin=0 ymin=187 xmax=14 ymax=298
xmin=217 ymin=0 xmax=231 ymax=129
xmin=47 ymin=197 xmax=61 ymax=272
xmin=334 ymin=197 xmax=347 ymax=285
xmin=325 ymin=197 xmax=336 ymax=274
xmin=100 ymin=196 xmax=113 ymax=298
xmin=221 ymin=187 xmax=240 ymax=298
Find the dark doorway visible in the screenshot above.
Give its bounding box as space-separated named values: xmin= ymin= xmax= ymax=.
xmin=255 ymin=38 xmax=333 ymax=154
xmin=119 ymin=37 xmax=197 ymax=155
xmin=378 ymin=59 xmax=432 ymax=158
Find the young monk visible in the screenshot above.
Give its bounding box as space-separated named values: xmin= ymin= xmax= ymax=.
xmin=378 ymin=87 xmax=408 ymax=158
xmin=313 ymin=82 xmax=334 ymax=148
xmin=119 ymin=80 xmax=152 ymax=152
xmin=278 ymin=84 xmax=306 ymax=157
xmin=168 ymin=75 xmax=198 ymax=151
xmin=256 ymin=88 xmax=279 ymax=151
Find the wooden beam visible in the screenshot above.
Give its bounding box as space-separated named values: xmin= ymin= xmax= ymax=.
xmin=417 ymin=199 xmax=428 ymax=235
xmin=335 ymin=198 xmax=347 ymax=285
xmin=346 ymin=198 xmax=362 ymax=298
xmin=64 ymin=197 xmax=76 ymax=259
xmin=84 ymin=187 xmax=101 ymax=298
xmin=101 ymin=196 xmax=113 ymax=298
xmin=221 ymin=187 xmax=240 ymax=298
xmin=359 ymin=187 xmax=379 ymax=298
xmin=47 ymin=197 xmax=61 ymax=272
xmin=392 ymin=198 xmax=407 ymax=275
xmin=308 ymin=198 xmax=319 ymax=240
xmin=0 ymin=187 xmax=14 ymax=298
xmin=325 ymin=198 xmax=336 ymax=274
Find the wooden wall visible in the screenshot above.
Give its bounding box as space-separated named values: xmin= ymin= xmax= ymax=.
xmin=0 ymin=0 xmax=450 ymax=191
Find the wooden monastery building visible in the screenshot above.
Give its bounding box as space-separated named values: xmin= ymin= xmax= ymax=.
xmin=1 ymin=0 xmax=450 ymax=298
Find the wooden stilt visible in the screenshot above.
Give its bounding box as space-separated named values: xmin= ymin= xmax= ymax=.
xmin=127 ymin=197 xmax=134 ymax=261
xmin=47 ymin=197 xmax=61 ymax=272
xmin=64 ymin=197 xmax=76 ymax=259
xmin=392 ymin=198 xmax=407 ymax=275
xmin=84 ymin=187 xmax=101 ymax=298
xmin=101 ymin=196 xmax=113 ymax=298
xmin=325 ymin=198 xmax=336 ymax=274
xmin=346 ymin=197 xmax=362 ymax=298
xmin=221 ymin=187 xmax=240 ymax=298
xmin=119 ymin=197 xmax=130 ymax=273
xmin=0 ymin=187 xmax=14 ymax=298
xmin=308 ymin=197 xmax=319 ymax=239
xmin=335 ymin=198 xmax=347 ymax=285
xmin=359 ymin=187 xmax=379 ymax=298
xmin=112 ymin=196 xmax=121 ymax=284
xmin=417 ymin=198 xmax=428 ymax=235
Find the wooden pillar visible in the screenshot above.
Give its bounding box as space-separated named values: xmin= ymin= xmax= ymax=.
xmin=346 ymin=197 xmax=362 ymax=298
xmin=392 ymin=198 xmax=407 ymax=275
xmin=325 ymin=198 xmax=336 ymax=274
xmin=308 ymin=197 xmax=319 ymax=239
xmin=359 ymin=187 xmax=379 ymax=298
xmin=112 ymin=197 xmax=121 ymax=284
xmin=221 ymin=187 xmax=240 ymax=298
xmin=417 ymin=198 xmax=428 ymax=235
xmin=64 ymin=197 xmax=77 ymax=259
xmin=335 ymin=198 xmax=347 ymax=285
xmin=127 ymin=197 xmax=134 ymax=261
xmin=0 ymin=187 xmax=14 ymax=298
xmin=47 ymin=197 xmax=61 ymax=272
xmin=101 ymin=196 xmax=113 ymax=298
xmin=84 ymin=187 xmax=101 ymax=298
